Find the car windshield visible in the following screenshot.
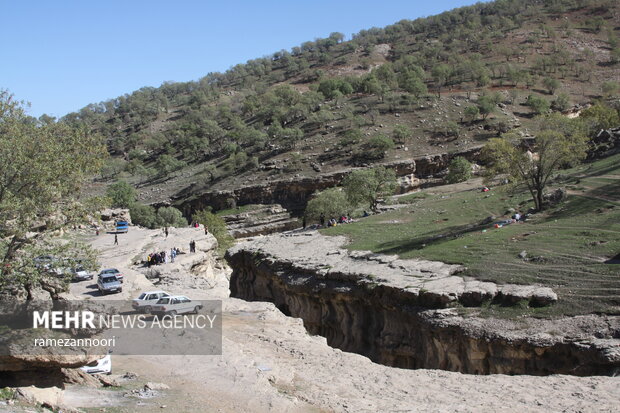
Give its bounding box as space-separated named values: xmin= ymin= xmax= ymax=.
xmin=156 ymin=298 xmax=170 ymax=304
xmin=102 ymin=276 xmax=117 ymax=283
xmin=138 ymin=293 xmax=146 ymax=299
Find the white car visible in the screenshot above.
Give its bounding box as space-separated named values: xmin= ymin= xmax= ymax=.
xmin=72 ymin=266 xmax=93 ymax=281
xmin=80 ymin=354 xmax=111 ymax=375
xmin=150 ymin=295 xmax=202 ymax=316
xmin=132 ymin=291 xmax=170 ymax=313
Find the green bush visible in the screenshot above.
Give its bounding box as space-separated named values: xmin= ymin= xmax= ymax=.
xmin=364 ymin=134 xmax=394 ymax=159
xmin=445 ymin=157 xmax=472 ymax=184
xmin=156 ymin=207 xmax=187 ymax=227
xmin=130 ymin=203 xmax=158 ymax=228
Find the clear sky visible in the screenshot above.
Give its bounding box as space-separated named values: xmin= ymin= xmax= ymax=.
xmin=1 ymin=0 xmax=480 ymax=119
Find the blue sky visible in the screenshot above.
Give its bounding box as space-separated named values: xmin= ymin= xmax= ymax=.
xmin=1 ymin=0 xmax=479 ymax=118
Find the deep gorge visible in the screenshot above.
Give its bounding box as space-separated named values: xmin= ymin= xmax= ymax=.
xmin=226 ymin=246 xmax=620 ymax=376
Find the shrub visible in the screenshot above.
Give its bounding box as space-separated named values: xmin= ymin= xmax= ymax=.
xmin=364 ymin=134 xmax=394 ymax=159
xmin=156 ymin=207 xmax=187 ymax=227
xmin=130 ymin=203 xmax=158 ymax=228
xmin=445 ymin=157 xmax=472 ymax=184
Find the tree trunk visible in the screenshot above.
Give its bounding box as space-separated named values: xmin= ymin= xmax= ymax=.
xmin=536 ymin=189 xmax=544 ymax=211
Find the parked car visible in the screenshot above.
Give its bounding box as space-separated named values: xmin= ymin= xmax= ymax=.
xmin=80 ymin=354 xmax=111 ymax=374
xmin=132 ymin=291 xmax=170 ymax=313
xmin=34 ymin=255 xmax=55 ymax=269
xmin=150 ymin=295 xmax=202 ymax=316
xmin=34 ymin=255 xmax=65 ymax=277
xmin=97 ymin=275 xmax=122 ymax=295
xmin=98 ymin=268 xmax=123 ymax=283
xmin=71 ymin=266 xmax=93 ymax=281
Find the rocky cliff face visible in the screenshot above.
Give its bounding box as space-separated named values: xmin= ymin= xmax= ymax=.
xmin=226 ymin=233 xmax=620 ymax=376
xmin=176 ymin=147 xmax=482 ymax=216
xmin=221 ymin=204 xmax=299 ymax=238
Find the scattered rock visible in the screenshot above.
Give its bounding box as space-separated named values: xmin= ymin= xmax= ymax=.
xmin=144 ymin=382 xmax=170 ymax=391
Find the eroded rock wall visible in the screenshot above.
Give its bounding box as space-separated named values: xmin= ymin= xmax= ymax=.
xmin=226 ymin=243 xmax=619 ymax=376
xmin=177 ymin=147 xmax=482 ymax=216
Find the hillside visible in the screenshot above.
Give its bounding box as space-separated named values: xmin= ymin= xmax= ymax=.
xmin=326 ymin=152 xmax=620 ymax=316
xmin=67 ymin=0 xmax=620 ymax=211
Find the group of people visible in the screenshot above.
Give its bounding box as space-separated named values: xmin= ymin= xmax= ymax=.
xmin=146 ymin=248 xmax=180 ymax=267
xmin=319 ymin=213 xmax=354 ymax=228
xmin=189 ymin=240 xmax=197 ymax=253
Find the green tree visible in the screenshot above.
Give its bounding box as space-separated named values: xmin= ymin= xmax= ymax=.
xmin=542 ymin=77 xmax=561 ymax=95
xmin=154 ymin=154 xmax=186 ymax=178
xmin=552 ymin=93 xmax=570 ymax=112
xmin=0 ymin=91 xmax=106 ymax=296
xmin=445 ymin=157 xmax=472 ymax=184
xmin=106 ymin=180 xmax=137 ymax=208
xmin=477 ymin=96 xmax=495 ymax=120
xmin=342 ymin=166 xmax=397 ymax=212
xmin=156 ymin=207 xmax=187 ymax=227
xmin=464 ymin=105 xmax=480 ymax=123
xmin=526 ymin=95 xmax=551 ymax=115
xmin=193 ymin=208 xmax=234 ymax=255
xmin=400 ymin=73 xmax=427 ymax=98
xmin=580 ymin=102 xmax=620 ymax=133
xmin=431 ymin=64 xmax=451 ymax=97
xmin=482 ymin=118 xmax=587 ymax=211
xmin=305 ymin=188 xmax=351 ymax=222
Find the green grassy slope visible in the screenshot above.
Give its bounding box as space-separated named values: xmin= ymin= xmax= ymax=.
xmin=324 ymin=153 xmax=620 ymax=316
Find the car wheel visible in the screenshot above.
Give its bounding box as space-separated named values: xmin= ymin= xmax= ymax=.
xmin=169 ymin=310 xmax=177 ymax=316
xmin=194 ymin=306 xmax=201 ymax=314
xmin=144 ymin=306 xmax=151 ymax=314
xmin=118 ymin=288 xmax=122 ymax=293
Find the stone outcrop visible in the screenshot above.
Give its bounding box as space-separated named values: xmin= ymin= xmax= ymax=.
xmin=225 ymin=232 xmax=619 ymax=376
xmin=221 ymin=204 xmax=299 ymax=238
xmin=176 ymin=147 xmax=482 ymax=216
xmin=589 ymin=126 xmax=620 ymax=158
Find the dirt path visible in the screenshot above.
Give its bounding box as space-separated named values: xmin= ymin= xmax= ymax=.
xmin=58 ymin=226 xmax=620 ymax=413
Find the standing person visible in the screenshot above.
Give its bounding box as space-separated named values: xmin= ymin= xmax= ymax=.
xmin=302 ymin=215 xmax=307 ymax=229
xmin=204 ymin=225 xmax=209 ymax=235
xmin=95 ymin=227 xmax=99 ymax=236
xmin=114 ymin=234 xmax=118 ymax=245
xmin=319 ymin=213 xmax=325 ymax=227
xmin=164 ymin=227 xmax=169 ymax=238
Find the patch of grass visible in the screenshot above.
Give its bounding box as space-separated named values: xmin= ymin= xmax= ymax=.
xmin=323 ymin=154 xmax=620 ymax=317
xmin=0 ymin=387 xmax=14 ymax=400
xmin=389 ymin=192 xmax=431 ymax=204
